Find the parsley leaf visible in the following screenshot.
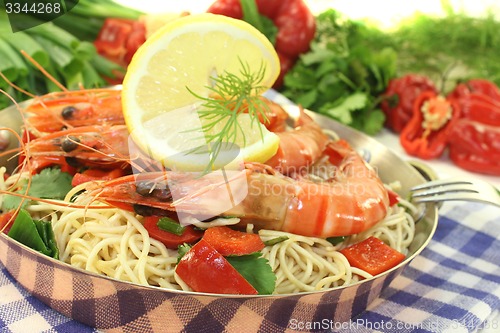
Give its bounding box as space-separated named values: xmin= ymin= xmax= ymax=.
xmin=280 ymin=9 xmax=396 ymax=135
xmin=2 ymin=168 xmax=73 ymax=211
xmin=319 ymin=92 xmax=368 ymax=125
xmin=227 ymin=252 xmax=276 ymax=295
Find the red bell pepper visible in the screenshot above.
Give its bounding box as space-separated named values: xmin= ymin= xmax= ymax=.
xmin=449 ymin=79 xmax=500 ymax=101
xmin=400 ymin=91 xmax=460 ymax=159
xmin=340 ymin=236 xmax=406 ymax=276
xmin=448 ymin=81 xmax=500 ymax=127
xmin=0 ymin=211 xmax=16 ymax=234
xmin=94 ymin=18 xmax=146 ymax=68
xmin=143 ymin=216 xmax=203 ymax=250
xmin=175 ymin=239 xmax=258 ymax=295
xmin=28 ymin=156 xmax=77 ymax=175
xmin=387 ymin=189 xmax=400 ymax=207
xmin=446 ymin=79 xmax=500 ymax=175
xmin=381 ymin=74 xmax=438 ymax=133
xmin=452 ymin=95 xmax=500 ymax=126
xmin=207 ymin=0 xmax=316 ymax=88
xmin=71 ymin=168 xmax=127 ymax=187
xmin=202 ymin=226 xmax=265 ymax=256
xmin=447 ymin=119 xmax=500 ymax=175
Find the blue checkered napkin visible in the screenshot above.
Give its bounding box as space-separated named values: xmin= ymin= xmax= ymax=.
xmin=337 ymin=202 xmax=500 ymax=333
xmin=0 ymin=265 xmax=96 ymax=333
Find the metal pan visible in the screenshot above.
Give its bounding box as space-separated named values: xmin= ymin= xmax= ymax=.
xmin=0 ymin=99 xmax=438 ymax=332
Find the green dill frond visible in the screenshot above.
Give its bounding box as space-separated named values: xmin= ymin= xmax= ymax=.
xmin=186 ymin=58 xmax=271 ymax=173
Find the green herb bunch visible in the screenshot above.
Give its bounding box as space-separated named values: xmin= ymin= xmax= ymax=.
xmin=280 ymin=9 xmax=397 ymax=135
xmin=376 ymin=8 xmax=500 ymax=91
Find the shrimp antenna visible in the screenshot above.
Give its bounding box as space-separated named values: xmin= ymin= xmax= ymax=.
xmin=0 ymin=72 xmax=37 ymax=99
xmin=20 ymin=50 xmax=68 ymax=92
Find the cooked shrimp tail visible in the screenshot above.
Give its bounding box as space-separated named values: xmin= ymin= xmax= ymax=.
xmin=84 ymin=141 xmax=390 ymax=238
xmin=265 ymin=107 xmax=330 ymax=175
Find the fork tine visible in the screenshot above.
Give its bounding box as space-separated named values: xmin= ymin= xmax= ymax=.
xmin=412 ymin=192 xmax=487 ymax=204
xmin=411 ymin=177 xmax=472 ymax=191
xmin=411 ymin=176 xmax=500 ymax=208
xmin=411 ymin=184 xmax=479 ymax=197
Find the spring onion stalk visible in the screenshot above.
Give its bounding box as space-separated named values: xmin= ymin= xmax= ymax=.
xmin=33 ymin=36 xmax=83 ymax=76
xmin=90 ymin=54 xmax=125 ymax=79
xmin=0 ymin=0 xmax=142 ymax=110
xmin=69 ymin=0 xmax=143 ymax=20
xmin=263 ymin=236 xmax=289 ymax=246
xmin=157 ymin=217 xmax=186 ymax=236
xmin=52 ymin=14 xmax=104 ymax=41
xmin=0 ymin=38 xmax=21 ymax=81
xmin=3 ymin=32 xmax=49 ymax=67
xmin=53 ymin=0 xmax=144 ymax=41
xmin=28 ymin=22 xmax=80 ymax=49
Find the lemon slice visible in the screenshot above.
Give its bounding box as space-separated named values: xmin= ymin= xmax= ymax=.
xmin=122 ymin=13 xmax=281 ymax=171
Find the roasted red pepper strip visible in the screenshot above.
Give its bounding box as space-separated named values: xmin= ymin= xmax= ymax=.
xmin=202 ymin=226 xmax=265 ymax=256
xmin=71 ymin=168 xmax=127 ymax=187
xmin=27 ymin=156 xmax=77 ymax=175
xmin=448 ymin=119 xmax=500 ymax=175
xmin=387 ymin=189 xmax=400 ymax=207
xmin=176 ymin=239 xmax=258 ymax=295
xmin=0 ymin=211 xmax=16 ymax=234
xmin=381 ymin=74 xmax=438 ymax=133
xmin=143 ymin=216 xmax=203 ymax=250
xmin=340 ymin=236 xmax=406 ymax=276
xmin=400 ymin=91 xmax=460 ymax=159
xmin=207 ymin=0 xmax=315 ymax=88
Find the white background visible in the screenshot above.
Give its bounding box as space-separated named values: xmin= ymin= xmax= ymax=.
xmin=117 ymin=0 xmax=500 ymax=27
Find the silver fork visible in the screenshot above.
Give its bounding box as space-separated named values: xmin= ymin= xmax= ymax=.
xmin=411 ymin=176 xmax=500 ymax=208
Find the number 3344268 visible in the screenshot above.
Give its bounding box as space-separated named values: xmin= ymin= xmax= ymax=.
xmin=5 ymin=2 xmax=62 ymax=14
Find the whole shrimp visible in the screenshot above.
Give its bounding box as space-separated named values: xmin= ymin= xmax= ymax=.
xmin=1 ymin=79 xmax=128 ymax=173
xmin=23 ymin=125 xmax=131 ymax=172
xmin=24 ymin=88 xmax=124 ymax=135
xmin=80 ymin=139 xmax=390 ymax=238
xmin=0 ymin=53 xmax=124 ymax=136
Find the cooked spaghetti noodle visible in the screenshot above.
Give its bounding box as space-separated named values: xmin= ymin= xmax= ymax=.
xmin=1 ymin=168 xmax=416 ymax=294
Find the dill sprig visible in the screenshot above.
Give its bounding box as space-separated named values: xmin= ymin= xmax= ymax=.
xmin=187 ymin=59 xmax=271 ymax=172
